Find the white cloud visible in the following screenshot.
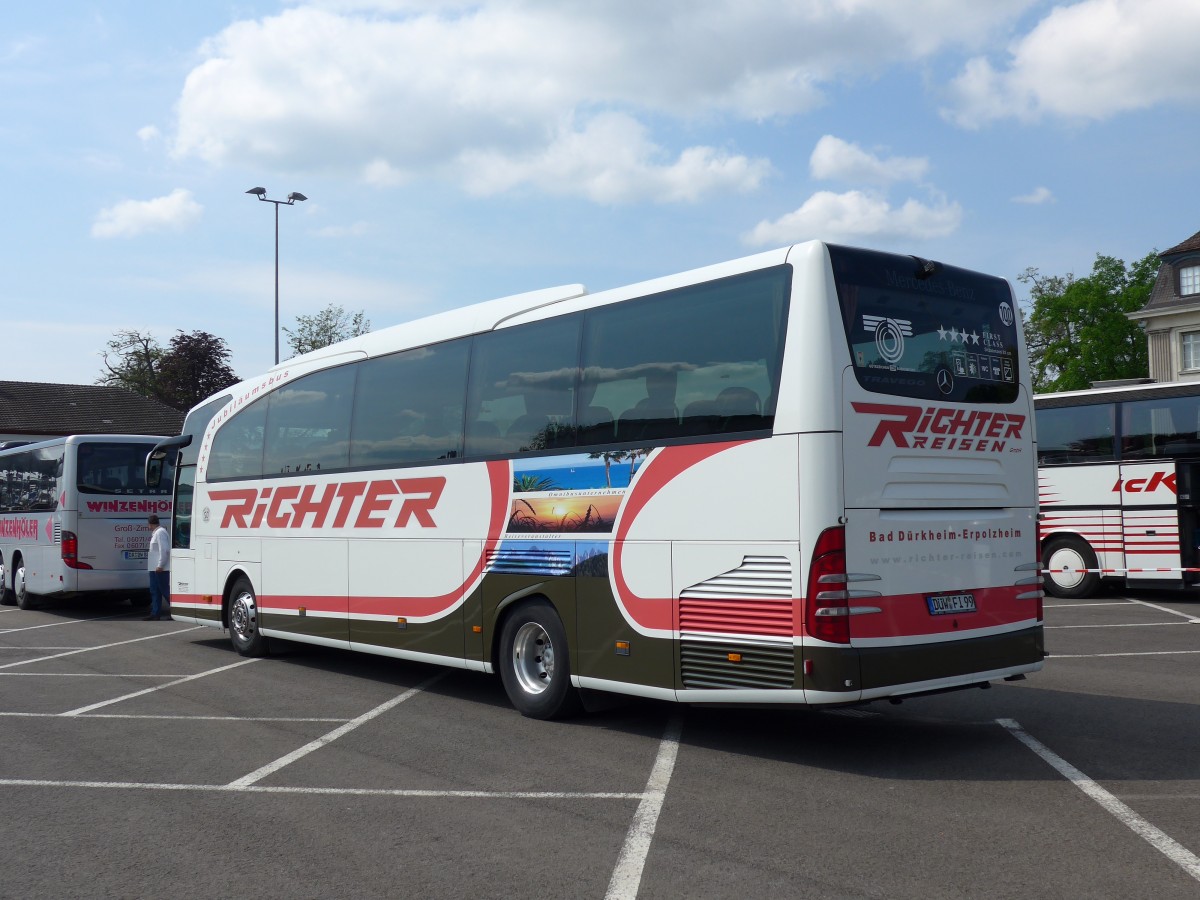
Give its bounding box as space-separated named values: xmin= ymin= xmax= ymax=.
xmin=809 ymin=135 xmax=929 ymax=184
xmin=746 ymin=133 xmax=957 ymax=247
xmin=170 ymin=2 xmax=1034 ymax=202
xmin=137 ymin=125 xmax=161 ymax=143
xmin=91 ymin=189 xmax=203 ymax=239
xmin=1012 ymin=186 xmax=1054 ymax=205
xmin=459 ymin=113 xmax=769 ymax=203
xmin=944 ymin=0 xmax=1200 ymax=128
xmin=744 ymin=190 xmax=962 ymax=247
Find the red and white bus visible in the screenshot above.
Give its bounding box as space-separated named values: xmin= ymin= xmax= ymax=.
xmin=1037 ymin=380 xmax=1200 ymax=597
xmin=0 ymin=435 xmax=173 ymax=609
xmin=149 ymin=242 xmax=1043 ymax=717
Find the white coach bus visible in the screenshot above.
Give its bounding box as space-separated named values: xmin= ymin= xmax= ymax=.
xmin=148 ymin=242 xmax=1043 ymax=718
xmin=0 ymin=435 xmax=173 ymax=609
xmin=1036 ymin=380 xmax=1200 ymax=598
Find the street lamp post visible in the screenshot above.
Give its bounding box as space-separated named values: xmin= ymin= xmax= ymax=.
xmin=246 ymin=187 xmax=307 ymax=365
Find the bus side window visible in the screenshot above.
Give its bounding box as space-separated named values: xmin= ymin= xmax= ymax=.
xmin=464 ymin=317 xmax=580 ymax=458
xmin=350 ymin=338 xmax=471 ymax=467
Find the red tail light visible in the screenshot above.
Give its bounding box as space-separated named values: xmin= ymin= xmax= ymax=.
xmin=805 ymin=526 xmax=850 ymax=644
xmin=61 ymin=531 xmax=93 ymax=570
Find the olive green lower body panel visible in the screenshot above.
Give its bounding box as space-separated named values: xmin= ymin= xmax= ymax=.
xmin=261 ymin=611 xmax=347 ymax=643
xmin=856 ymin=626 xmax=1044 ymax=692
xmin=176 ymin=606 xmax=223 ymax=626
xmin=350 ymin=610 xmax=465 ymax=659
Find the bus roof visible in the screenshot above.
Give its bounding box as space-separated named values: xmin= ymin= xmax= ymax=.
xmin=1034 ymin=380 xmax=1200 ymax=408
xmin=208 ymin=244 xmax=804 ymax=414
xmin=0 ymin=434 xmax=169 ymax=456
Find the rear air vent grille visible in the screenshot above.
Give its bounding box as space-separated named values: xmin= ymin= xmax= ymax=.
xmin=680 ymin=640 xmax=794 ymax=690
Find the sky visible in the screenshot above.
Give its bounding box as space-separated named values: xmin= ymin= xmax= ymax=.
xmin=4 ymin=0 xmax=1200 ymax=388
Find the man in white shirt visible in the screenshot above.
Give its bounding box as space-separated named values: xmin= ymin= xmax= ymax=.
xmin=145 ymin=513 xmax=170 ymax=621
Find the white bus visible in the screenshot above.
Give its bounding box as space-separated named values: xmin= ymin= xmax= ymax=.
xmin=0 ymin=435 xmax=173 ymax=609
xmin=1036 ymin=380 xmax=1200 ymax=598
xmin=149 ymin=242 xmax=1043 ymax=718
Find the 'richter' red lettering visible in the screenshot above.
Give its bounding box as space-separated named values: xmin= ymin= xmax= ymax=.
xmin=209 ymin=477 xmax=448 ymax=530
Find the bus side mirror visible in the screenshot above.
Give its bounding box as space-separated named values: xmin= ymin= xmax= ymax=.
xmin=145 ymin=452 xmax=165 ymax=489
xmin=145 ymin=434 xmax=191 ymax=489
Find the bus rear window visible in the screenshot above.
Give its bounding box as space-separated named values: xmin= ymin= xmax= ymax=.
xmin=829 ymin=245 xmax=1020 ymax=404
xmin=77 ymin=442 xmax=174 ymax=495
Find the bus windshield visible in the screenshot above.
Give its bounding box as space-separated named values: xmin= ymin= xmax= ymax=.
xmin=77 ymin=441 xmax=174 ymax=495
xmin=830 ymin=244 xmax=1021 ymax=404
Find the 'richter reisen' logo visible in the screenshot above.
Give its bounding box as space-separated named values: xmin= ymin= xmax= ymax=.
xmin=852 ymin=402 xmax=1025 ymax=452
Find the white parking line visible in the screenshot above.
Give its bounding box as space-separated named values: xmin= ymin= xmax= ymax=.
xmin=999 ymin=718 xmax=1200 ymax=883
xmin=0 ymin=647 xmax=88 ymax=651
xmin=1045 ymin=602 xmax=1131 ymax=608
xmin=227 ymin=672 xmax=446 ymax=788
xmin=0 ymin=778 xmax=642 ymax=799
xmin=1049 ymin=650 xmax=1200 ymax=659
xmin=60 ymin=658 xmax=262 ymax=715
xmin=0 ymin=712 xmax=346 ymax=722
xmin=0 ymin=627 xmax=200 ymax=670
xmin=0 ymin=613 xmax=132 ymax=634
xmin=0 ymin=672 xmax=183 ymax=678
xmin=605 ymin=714 xmax=684 ymax=900
xmin=1044 ymin=622 xmax=1187 ymax=630
xmin=1128 ymin=598 xmax=1200 ymax=623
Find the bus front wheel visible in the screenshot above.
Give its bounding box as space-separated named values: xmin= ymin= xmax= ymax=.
xmin=498 ymin=600 xmax=582 ymax=720
xmin=228 ymin=577 xmax=269 ymax=657
xmin=1042 ymin=537 xmax=1100 ymax=599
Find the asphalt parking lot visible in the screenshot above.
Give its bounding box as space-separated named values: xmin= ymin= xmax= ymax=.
xmin=1 ymin=591 xmax=1199 ymax=899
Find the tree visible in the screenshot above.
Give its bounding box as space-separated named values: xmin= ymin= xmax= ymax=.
xmin=1020 ymin=251 xmax=1160 ymax=392
xmin=156 ymin=330 xmax=239 ymax=411
xmin=97 ymin=329 xmax=239 ymax=411
xmin=98 ymin=329 xmax=163 ymax=398
xmin=282 ymin=304 xmax=372 ymax=358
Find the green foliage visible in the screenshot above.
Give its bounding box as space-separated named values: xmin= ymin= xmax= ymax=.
xmin=156 ymin=331 xmax=239 ymax=411
xmin=282 ymin=304 xmax=372 ymax=358
xmin=1020 ymin=251 xmax=1160 ymax=392
xmin=98 ymin=329 xmax=162 ymax=398
xmin=514 ymin=474 xmax=559 ymax=492
xmin=98 ymin=329 xmax=239 ymax=411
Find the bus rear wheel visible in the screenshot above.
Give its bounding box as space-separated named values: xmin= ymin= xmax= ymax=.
xmin=498 ymin=600 xmax=582 ymax=720
xmin=0 ymin=559 xmax=12 ymax=606
xmin=228 ymin=577 xmax=269 ymax=657
xmin=13 ymin=559 xmax=36 ymax=610
xmin=1042 ymin=536 xmax=1100 ymax=599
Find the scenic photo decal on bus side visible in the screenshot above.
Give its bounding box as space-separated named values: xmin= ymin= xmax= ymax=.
xmin=829 ymin=244 xmax=1020 ymax=404
xmin=486 ymin=450 xmax=652 ymax=578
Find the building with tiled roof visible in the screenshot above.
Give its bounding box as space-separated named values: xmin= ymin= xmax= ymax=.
xmin=1128 ymin=229 xmax=1200 ymax=382
xmin=0 ymin=381 xmax=185 ymax=444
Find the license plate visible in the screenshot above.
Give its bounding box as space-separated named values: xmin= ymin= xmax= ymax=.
xmin=123 ymin=550 xmax=147 ymax=560
xmin=926 ymin=592 xmax=976 ymax=615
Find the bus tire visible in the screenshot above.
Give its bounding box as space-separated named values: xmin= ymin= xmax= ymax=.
xmin=1042 ymin=536 xmax=1100 ymax=599
xmin=228 ymin=577 xmax=269 ymax=657
xmin=498 ymin=600 xmax=582 ymax=720
xmin=0 ymin=559 xmax=13 ymax=605
xmin=13 ymin=558 xmax=36 ymax=610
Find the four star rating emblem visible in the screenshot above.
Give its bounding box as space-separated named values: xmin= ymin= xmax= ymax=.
xmin=937 ymin=325 xmax=980 ymax=345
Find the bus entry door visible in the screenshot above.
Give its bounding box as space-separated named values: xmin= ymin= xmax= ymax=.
xmin=1118 ymin=461 xmax=1182 ymax=585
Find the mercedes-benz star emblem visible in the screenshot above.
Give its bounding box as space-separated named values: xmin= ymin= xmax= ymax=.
xmin=936 ymin=367 xmax=954 ymax=394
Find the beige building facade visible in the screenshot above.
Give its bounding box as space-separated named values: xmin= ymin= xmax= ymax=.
xmin=1130 ymin=229 xmax=1200 ymax=382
